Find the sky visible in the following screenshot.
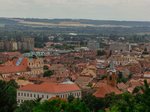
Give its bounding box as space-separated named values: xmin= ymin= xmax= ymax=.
xmin=0 ymin=0 xmax=150 ymax=21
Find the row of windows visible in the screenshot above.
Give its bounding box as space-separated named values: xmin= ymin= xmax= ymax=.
xmin=28 ymin=62 xmax=43 ymax=66
xmin=30 ymin=70 xmax=43 ymax=75
xmin=57 ymin=92 xmax=81 ymax=98
xmin=18 ymin=92 xmax=49 ymax=99
xmin=18 ymin=92 xmax=81 ymax=99
xmin=17 ymin=99 xmax=24 ymax=103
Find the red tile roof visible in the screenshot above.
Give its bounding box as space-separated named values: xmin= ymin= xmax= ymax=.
xmin=0 ymin=58 xmax=28 ymax=74
xmin=0 ymin=65 xmax=27 ymax=74
xmin=19 ymin=82 xmax=81 ymax=93
xmin=94 ymin=83 xmax=122 ymax=98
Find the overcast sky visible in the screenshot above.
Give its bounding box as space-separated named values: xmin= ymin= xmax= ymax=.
xmin=0 ymin=0 xmax=149 ymax=21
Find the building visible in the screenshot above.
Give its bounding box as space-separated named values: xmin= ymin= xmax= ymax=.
xmin=12 ymin=41 xmax=18 ymax=51
xmin=107 ymin=55 xmax=138 ymax=66
xmin=17 ymin=81 xmax=81 ymax=105
xmin=0 ymin=57 xmax=44 ymax=79
xmin=27 ymin=58 xmax=44 ymax=76
xmin=93 ymin=61 xmax=122 ymax=98
xmin=109 ymin=42 xmax=130 ymax=53
xmin=0 ymin=41 xmax=4 ymax=50
xmin=87 ymin=40 xmax=99 ymax=50
xmin=0 ymin=37 xmax=34 ymax=51
xmin=21 ymin=38 xmax=34 ymax=51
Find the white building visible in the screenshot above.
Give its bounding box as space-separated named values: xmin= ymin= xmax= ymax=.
xmin=17 ymin=81 xmax=81 ymax=105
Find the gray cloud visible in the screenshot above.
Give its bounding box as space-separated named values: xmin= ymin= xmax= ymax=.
xmin=0 ymin=0 xmax=150 ymax=21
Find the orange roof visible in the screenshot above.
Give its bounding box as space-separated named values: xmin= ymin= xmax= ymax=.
xmin=93 ymin=83 xmax=122 ymax=98
xmin=19 ymin=82 xmax=81 ymax=93
xmin=0 ymin=57 xmax=29 ymax=74
xmin=0 ymin=65 xmax=28 ymax=74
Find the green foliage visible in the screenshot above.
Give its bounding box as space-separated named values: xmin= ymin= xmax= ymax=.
xmin=33 ymin=98 xmax=90 ymax=112
xmin=52 ymin=44 xmax=75 ymax=50
xmin=68 ymin=94 xmax=75 ymax=103
xmin=43 ymin=65 xmax=49 ymax=70
xmin=117 ymin=72 xmax=128 ymax=83
xmin=0 ymin=80 xmax=18 ymax=112
xmin=15 ymin=100 xmax=39 ymax=112
xmin=82 ymin=94 xmax=105 ymax=112
xmin=109 ymin=80 xmax=150 ymax=112
xmin=97 ymin=50 xmax=106 ymax=56
xmin=43 ymin=70 xmax=54 ymax=77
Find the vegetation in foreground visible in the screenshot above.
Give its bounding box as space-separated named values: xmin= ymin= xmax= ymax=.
xmin=1 ymin=80 xmax=150 ymax=112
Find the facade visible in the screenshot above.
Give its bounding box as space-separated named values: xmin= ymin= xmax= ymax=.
xmin=108 ymin=55 xmax=138 ymax=66
xmin=87 ymin=40 xmax=99 ymax=50
xmin=17 ymin=81 xmax=81 ymax=105
xmin=0 ymin=37 xmax=34 ymax=51
xmin=0 ymin=57 xmax=44 ymax=79
xmin=27 ymin=58 xmax=44 ymax=76
xmin=109 ymin=42 xmax=130 ymax=52
xmin=0 ymin=41 xmax=4 ymax=50
xmin=12 ymin=41 xmax=18 ymax=51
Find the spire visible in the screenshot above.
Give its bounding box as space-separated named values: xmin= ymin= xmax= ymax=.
xmin=109 ymin=60 xmax=116 ymax=72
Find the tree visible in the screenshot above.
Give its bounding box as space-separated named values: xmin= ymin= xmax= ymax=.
xmin=43 ymin=65 xmax=49 ymax=70
xmin=83 ymin=93 xmax=105 ymax=112
xmin=68 ymin=94 xmax=74 ymax=103
xmin=43 ymin=70 xmax=54 ymax=77
xmin=0 ymin=80 xmax=18 ymax=112
xmin=97 ymin=50 xmax=106 ymax=56
xmin=15 ymin=100 xmax=39 ymax=112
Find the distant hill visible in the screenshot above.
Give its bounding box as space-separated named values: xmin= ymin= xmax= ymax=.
xmin=1 ymin=18 xmax=150 ymax=27
xmin=1 ymin=17 xmax=150 ymax=35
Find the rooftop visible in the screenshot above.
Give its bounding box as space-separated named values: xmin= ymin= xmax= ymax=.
xmin=19 ymin=82 xmax=81 ymax=93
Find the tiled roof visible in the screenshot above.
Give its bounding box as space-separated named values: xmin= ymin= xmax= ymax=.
xmin=19 ymin=82 xmax=81 ymax=93
xmin=0 ymin=65 xmax=27 ymax=74
xmin=75 ymin=76 xmax=93 ymax=88
xmin=94 ymin=83 xmax=122 ymax=98
xmin=0 ymin=57 xmax=29 ymax=74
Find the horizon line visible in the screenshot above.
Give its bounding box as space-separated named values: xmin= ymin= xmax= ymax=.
xmin=1 ymin=16 xmax=150 ymax=22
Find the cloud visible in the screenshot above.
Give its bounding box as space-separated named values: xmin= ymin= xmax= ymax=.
xmin=0 ymin=0 xmax=150 ymax=21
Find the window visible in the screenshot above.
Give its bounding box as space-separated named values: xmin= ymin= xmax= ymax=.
xmin=47 ymin=95 xmax=49 ymax=99
xmin=109 ymin=76 xmax=112 ymax=80
xmin=34 ymin=94 xmax=36 ymax=98
xmin=18 ymin=92 xmax=20 ymax=96
xmin=27 ymin=93 xmax=29 ymax=97
xmin=30 ymin=94 xmax=32 ymax=97
xmin=24 ymin=93 xmax=26 ymax=96
xmin=21 ymin=93 xmax=23 ymax=96
xmin=42 ymin=95 xmax=44 ymax=98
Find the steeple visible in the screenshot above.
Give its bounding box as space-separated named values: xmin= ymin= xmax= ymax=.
xmin=107 ymin=61 xmax=117 ymax=87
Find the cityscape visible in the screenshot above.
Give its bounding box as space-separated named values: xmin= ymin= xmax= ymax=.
xmin=0 ymin=0 xmax=150 ymax=112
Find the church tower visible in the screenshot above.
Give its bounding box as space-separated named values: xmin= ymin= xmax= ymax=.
xmin=107 ymin=61 xmax=117 ymax=87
